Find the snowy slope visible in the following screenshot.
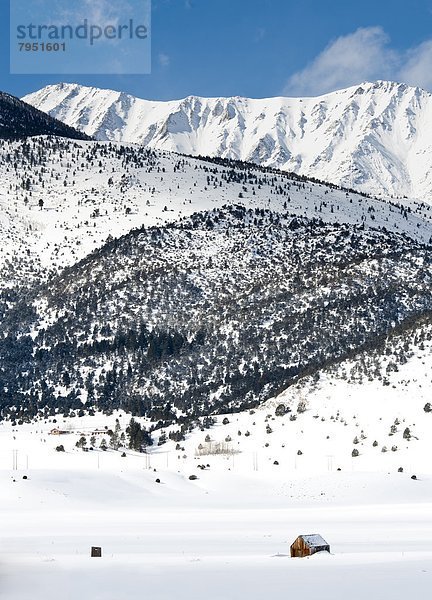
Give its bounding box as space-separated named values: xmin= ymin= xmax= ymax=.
xmin=2 ymin=197 xmax=432 ymax=425
xmin=1 ymin=136 xmax=432 ymax=288
xmin=23 ymin=80 xmax=432 ymax=200
xmin=3 ymin=317 xmax=431 ymax=475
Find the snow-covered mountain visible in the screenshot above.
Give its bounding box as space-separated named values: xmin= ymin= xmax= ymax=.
xmin=2 ymin=191 xmax=432 ymax=422
xmin=1 ymin=135 xmax=431 ymax=290
xmin=0 ymin=121 xmax=431 ymax=430
xmin=23 ymin=80 xmax=432 ymax=200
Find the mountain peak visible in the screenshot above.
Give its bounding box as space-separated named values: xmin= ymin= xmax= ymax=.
xmin=23 ymin=80 xmax=432 ymax=198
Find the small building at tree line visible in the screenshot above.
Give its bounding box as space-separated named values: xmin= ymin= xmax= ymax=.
xmin=49 ymin=428 xmax=69 ymax=436
xmin=290 ymin=534 xmax=330 ymax=558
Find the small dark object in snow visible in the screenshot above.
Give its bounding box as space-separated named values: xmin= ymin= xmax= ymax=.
xmin=121 ymin=452 xmax=126 ymax=457
xmin=273 ymin=461 xmax=279 ymax=465
xmin=337 ymin=468 xmax=342 ymax=471
xmin=91 ymin=547 xmax=102 ymax=557
xmin=155 ymin=478 xmax=161 ymax=483
xmin=22 ymin=475 xmax=28 ymax=480
xmin=411 ymin=475 xmax=417 ymax=480
xmin=189 ymin=474 xmax=198 ymax=480
xmin=398 ymin=467 xmax=403 ymax=473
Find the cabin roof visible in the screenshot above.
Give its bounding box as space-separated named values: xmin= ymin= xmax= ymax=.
xmin=298 ymin=534 xmax=329 ymax=547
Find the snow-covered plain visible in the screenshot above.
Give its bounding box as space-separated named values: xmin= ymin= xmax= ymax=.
xmin=2 ymin=335 xmax=432 ymax=599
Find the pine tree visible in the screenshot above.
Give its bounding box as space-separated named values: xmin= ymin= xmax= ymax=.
xmin=76 ymin=436 xmax=87 ymax=450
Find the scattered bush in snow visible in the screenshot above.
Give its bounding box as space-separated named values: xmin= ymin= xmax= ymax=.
xmin=403 ymin=427 xmax=411 ymax=440
xmin=297 ymin=401 xmax=306 ymax=413
xmin=275 ymin=404 xmax=286 ymax=417
xmin=76 ymin=436 xmax=87 ymax=450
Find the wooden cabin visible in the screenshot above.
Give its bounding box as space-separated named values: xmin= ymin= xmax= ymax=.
xmin=290 ymin=534 xmax=330 ymax=558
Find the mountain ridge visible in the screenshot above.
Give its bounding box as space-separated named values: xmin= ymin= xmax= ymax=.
xmin=23 ymin=80 xmax=432 ymax=199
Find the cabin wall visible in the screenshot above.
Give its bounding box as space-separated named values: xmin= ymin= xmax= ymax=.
xmin=290 ymin=537 xmax=330 ymax=558
xmin=290 ymin=538 xmax=313 ymax=558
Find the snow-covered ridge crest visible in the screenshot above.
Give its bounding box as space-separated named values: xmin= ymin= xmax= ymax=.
xmin=23 ymin=80 xmax=432 ymax=200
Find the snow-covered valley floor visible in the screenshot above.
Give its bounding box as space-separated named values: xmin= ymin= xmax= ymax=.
xmin=1 ymin=417 xmax=432 ymax=599
xmin=2 ymin=327 xmax=432 ymax=598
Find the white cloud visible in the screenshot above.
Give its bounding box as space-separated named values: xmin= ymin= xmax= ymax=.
xmin=399 ymin=40 xmax=432 ymax=91
xmin=283 ymin=26 xmax=432 ymax=97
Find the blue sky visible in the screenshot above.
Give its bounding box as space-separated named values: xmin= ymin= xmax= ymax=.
xmin=3 ymin=0 xmax=432 ymax=99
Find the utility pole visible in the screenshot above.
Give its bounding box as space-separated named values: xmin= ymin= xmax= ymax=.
xmin=253 ymin=452 xmax=258 ymax=472
xmin=12 ymin=449 xmax=18 ymax=471
xmin=326 ymin=455 xmax=334 ymax=471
